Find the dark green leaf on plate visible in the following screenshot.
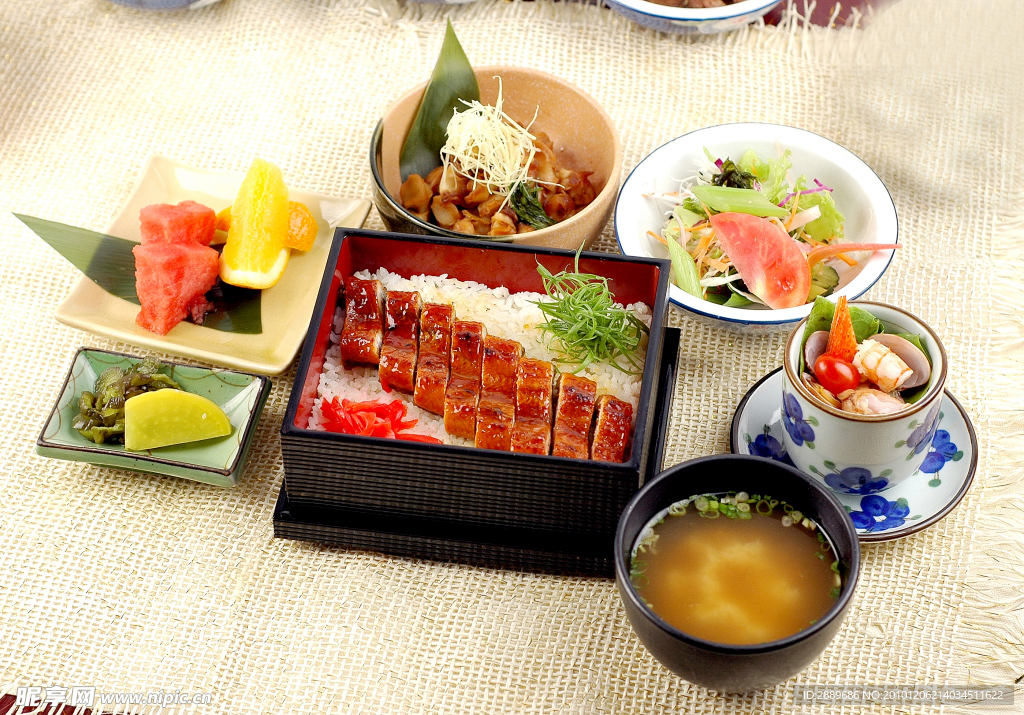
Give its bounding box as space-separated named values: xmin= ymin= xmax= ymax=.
xmin=18 ymin=214 xmax=139 ymax=302
xmin=16 ymin=213 xmax=262 ymax=334
xmin=399 ymin=19 xmax=480 ymax=182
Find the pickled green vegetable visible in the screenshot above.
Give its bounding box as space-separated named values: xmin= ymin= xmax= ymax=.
xmin=72 ymin=357 xmax=181 ymax=444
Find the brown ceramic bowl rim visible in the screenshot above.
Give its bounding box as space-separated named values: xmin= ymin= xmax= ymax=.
xmin=370 ymin=64 xmax=623 ymax=241
xmin=783 ymin=300 xmax=948 ymax=423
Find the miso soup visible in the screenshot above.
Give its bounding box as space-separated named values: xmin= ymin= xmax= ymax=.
xmin=629 ymin=493 xmax=841 ymax=646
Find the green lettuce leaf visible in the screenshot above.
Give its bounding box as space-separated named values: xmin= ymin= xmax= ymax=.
xmin=804 ymin=297 xmax=881 ymax=342
xmin=737 ymin=150 xmax=769 ymax=183
xmin=761 ymin=150 xmax=793 ymax=205
xmin=681 ymin=197 xmax=707 ymax=218
xmin=723 ymin=291 xmax=753 ymax=307
xmin=799 ymin=189 xmax=845 ymax=243
xmin=893 ymin=332 xmax=931 ymax=365
xmin=673 ymin=204 xmax=704 ymax=228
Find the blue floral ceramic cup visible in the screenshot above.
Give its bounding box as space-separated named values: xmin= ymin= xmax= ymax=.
xmin=781 ymin=301 xmax=947 ymax=496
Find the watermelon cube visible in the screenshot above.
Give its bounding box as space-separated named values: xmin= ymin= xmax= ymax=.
xmin=133 ymin=242 xmax=219 ymax=335
xmin=139 ymin=200 xmax=216 ymax=246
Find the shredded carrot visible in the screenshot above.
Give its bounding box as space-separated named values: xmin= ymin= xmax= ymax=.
xmin=647 ymin=230 xmax=667 ymax=246
xmin=692 ymin=229 xmax=715 ymax=273
xmin=835 ymin=252 xmax=857 ymax=267
xmin=788 ymin=192 xmax=801 ymax=222
xmin=706 ymin=257 xmax=730 ymax=272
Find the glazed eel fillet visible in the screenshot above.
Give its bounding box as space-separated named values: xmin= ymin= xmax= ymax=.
xmin=336 ymin=279 xmax=633 ymax=463
xmin=474 ymin=336 xmax=524 ymax=451
xmin=413 ymin=303 xmax=454 ymax=415
xmin=339 ymin=277 xmax=385 ymax=365
xmin=443 ymin=320 xmax=486 ymax=439
xmin=590 ymin=394 xmax=633 ymax=463
xmin=379 ymin=291 xmax=422 ymax=393
xmin=510 ymin=358 xmax=555 ymax=455
xmin=551 ymin=373 xmax=597 ymax=459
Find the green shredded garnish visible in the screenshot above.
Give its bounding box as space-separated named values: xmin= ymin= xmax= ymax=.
xmin=510 ymin=182 xmax=555 ymax=229
xmin=533 ymin=249 xmax=649 ymax=374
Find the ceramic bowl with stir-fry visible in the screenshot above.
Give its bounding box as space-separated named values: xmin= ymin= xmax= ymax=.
xmin=371 ymin=66 xmax=622 ymax=251
xmin=615 ymin=123 xmax=899 ymax=332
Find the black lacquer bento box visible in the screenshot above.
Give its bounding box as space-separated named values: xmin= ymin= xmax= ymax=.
xmin=276 ymin=229 xmax=676 ymax=576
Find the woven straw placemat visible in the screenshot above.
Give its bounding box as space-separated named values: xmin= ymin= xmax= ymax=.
xmin=0 ymin=0 xmax=1020 ymax=713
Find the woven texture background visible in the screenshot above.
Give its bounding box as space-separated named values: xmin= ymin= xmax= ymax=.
xmin=0 ymin=0 xmax=1021 ymax=713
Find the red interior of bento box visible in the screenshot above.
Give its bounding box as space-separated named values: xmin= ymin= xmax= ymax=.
xmin=294 ymin=233 xmax=662 ymax=428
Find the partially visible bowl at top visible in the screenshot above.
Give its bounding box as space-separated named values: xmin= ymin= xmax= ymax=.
xmin=615 ymin=122 xmax=899 ymax=333
xmin=107 ymin=0 xmax=222 ymax=8
xmin=602 ymin=0 xmax=783 ymax=35
xmin=371 ymin=66 xmax=622 ymax=251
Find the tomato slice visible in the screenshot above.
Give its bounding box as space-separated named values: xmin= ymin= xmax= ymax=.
xmin=708 ymin=212 xmax=811 ymax=310
xmin=813 ymin=354 xmax=861 ymax=394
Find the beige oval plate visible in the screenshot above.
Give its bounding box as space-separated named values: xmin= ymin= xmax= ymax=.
xmin=54 ymin=154 xmax=370 ymax=374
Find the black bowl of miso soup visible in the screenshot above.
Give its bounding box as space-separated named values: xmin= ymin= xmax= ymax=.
xmin=614 ymin=454 xmax=860 ymax=693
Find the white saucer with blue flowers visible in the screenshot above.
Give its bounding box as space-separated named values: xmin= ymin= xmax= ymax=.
xmin=731 ymin=368 xmax=977 ymax=542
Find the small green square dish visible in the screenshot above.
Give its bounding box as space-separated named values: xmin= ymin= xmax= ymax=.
xmin=36 ymin=348 xmax=271 ymax=487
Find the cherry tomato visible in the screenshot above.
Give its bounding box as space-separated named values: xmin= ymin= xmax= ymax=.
xmin=813 ymin=354 xmax=860 ymax=394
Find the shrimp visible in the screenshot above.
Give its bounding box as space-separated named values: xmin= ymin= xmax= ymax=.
xmin=838 ymin=387 xmax=908 ymax=415
xmin=853 ymin=339 xmax=913 ymax=393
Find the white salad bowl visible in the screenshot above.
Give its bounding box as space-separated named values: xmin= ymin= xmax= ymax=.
xmin=602 ymin=0 xmax=783 ymax=35
xmin=615 ymin=123 xmax=899 ymax=333
xmin=781 ymin=301 xmax=948 ymax=496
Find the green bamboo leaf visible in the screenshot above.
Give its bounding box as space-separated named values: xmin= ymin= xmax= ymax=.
xmin=17 ymin=214 xmax=262 ymax=334
xmin=399 ymin=20 xmax=480 ymax=182
xmin=19 ymin=214 xmax=138 ymax=302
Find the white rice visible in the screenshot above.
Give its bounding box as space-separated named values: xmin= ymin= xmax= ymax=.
xmin=307 ymin=268 xmax=652 ymax=445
